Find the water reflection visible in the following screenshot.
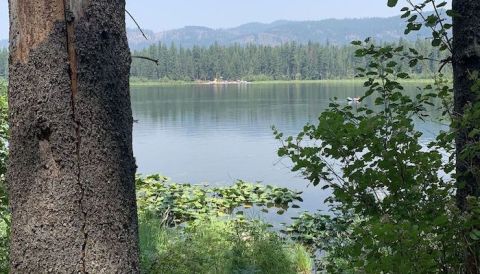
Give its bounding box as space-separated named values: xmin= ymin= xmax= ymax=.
xmin=131 ymin=83 xmax=447 ymax=221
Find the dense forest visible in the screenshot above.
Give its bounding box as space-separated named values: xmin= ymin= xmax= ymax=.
xmin=0 ymin=40 xmax=450 ymax=81
xmin=129 ymin=39 xmax=451 ymax=81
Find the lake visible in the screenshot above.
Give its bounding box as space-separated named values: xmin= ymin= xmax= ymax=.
xmin=131 ymin=82 xmax=446 ymax=220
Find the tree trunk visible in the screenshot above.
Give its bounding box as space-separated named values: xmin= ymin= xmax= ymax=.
xmin=452 ymin=0 xmax=480 ymax=273
xmin=7 ymin=0 xmax=139 ymax=272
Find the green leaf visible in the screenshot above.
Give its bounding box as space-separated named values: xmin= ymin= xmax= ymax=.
xmin=409 ymin=59 xmax=418 ymax=67
xmin=446 ymin=9 xmax=460 ymax=18
xmin=470 ymin=230 xmax=480 ymax=241
xmin=387 ymin=0 xmax=399 ymax=7
xmin=401 ymin=11 xmax=411 ymax=19
xmin=437 ymin=1 xmax=447 ymax=8
xmin=432 ymin=38 xmax=442 ymax=47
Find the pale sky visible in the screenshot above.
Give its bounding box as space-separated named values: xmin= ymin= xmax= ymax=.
xmin=0 ymin=0 xmax=450 ymax=40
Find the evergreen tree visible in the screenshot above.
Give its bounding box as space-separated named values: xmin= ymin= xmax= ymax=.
xmin=130 ymin=40 xmax=451 ymax=81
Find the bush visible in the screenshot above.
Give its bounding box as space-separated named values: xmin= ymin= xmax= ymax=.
xmin=276 ymin=41 xmax=463 ymax=272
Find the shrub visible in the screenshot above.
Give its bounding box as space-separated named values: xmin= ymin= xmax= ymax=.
xmin=276 ymin=40 xmax=463 ymax=272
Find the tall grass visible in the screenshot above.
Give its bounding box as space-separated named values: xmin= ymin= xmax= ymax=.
xmin=139 ymin=216 xmax=312 ymax=274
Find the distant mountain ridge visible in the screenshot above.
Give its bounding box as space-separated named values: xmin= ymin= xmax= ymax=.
xmin=0 ymin=16 xmax=432 ymax=50
xmin=127 ymin=16 xmax=432 ymax=50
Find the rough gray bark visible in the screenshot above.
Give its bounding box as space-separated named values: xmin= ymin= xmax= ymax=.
xmin=453 ymin=0 xmax=480 ymax=210
xmin=8 ymin=0 xmax=139 ymax=272
xmin=452 ymin=0 xmax=480 ymax=272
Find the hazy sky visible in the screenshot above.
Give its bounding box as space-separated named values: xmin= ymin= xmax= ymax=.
xmin=0 ymin=0 xmax=449 ymax=40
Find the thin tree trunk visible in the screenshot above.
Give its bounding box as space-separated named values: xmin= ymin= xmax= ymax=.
xmin=8 ymin=0 xmax=139 ymax=272
xmin=452 ymin=0 xmax=480 ymax=273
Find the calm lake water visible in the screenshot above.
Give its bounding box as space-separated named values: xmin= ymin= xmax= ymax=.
xmin=131 ymin=82 xmax=445 ymax=220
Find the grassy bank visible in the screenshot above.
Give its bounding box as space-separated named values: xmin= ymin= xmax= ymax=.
xmin=139 ymin=216 xmax=312 ymax=274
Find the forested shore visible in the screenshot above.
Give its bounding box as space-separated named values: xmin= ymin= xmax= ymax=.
xmin=129 ymin=39 xmax=451 ymax=82
xmin=0 ymin=40 xmax=451 ymax=82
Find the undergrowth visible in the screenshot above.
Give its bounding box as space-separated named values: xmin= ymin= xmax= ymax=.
xmin=139 ymin=216 xmax=312 ymax=274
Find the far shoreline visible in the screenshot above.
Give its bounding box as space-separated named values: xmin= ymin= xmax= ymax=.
xmin=130 ymin=78 xmax=442 ymax=87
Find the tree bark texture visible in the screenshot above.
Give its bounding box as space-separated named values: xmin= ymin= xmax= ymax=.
xmin=453 ymin=0 xmax=480 ymax=211
xmin=7 ymin=0 xmax=139 ymax=272
xmin=452 ymin=0 xmax=480 ymax=273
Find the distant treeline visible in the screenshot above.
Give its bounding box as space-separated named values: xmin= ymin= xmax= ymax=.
xmin=130 ymin=40 xmax=451 ymax=81
xmin=0 ymin=40 xmax=451 ymax=81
